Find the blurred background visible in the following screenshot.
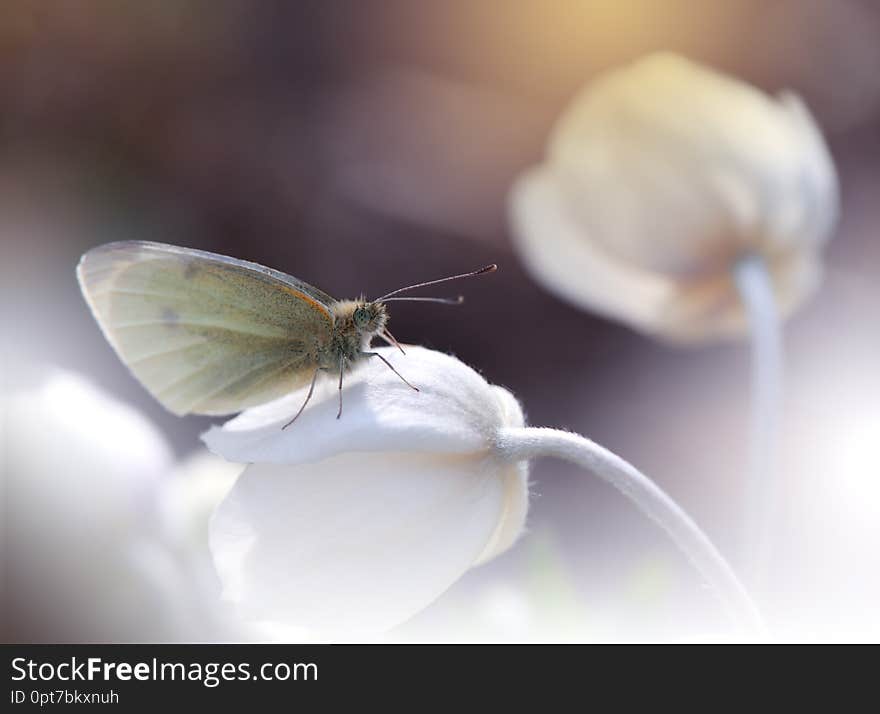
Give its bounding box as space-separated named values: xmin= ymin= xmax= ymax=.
xmin=2 ymin=0 xmax=878 ymax=642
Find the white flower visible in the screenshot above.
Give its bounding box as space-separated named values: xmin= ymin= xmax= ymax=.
xmin=509 ymin=52 xmax=838 ymax=342
xmin=203 ymin=346 xmax=762 ymax=639
xmin=203 ymin=346 xmax=530 ymax=636
xmin=5 ymin=371 xmax=232 ymax=641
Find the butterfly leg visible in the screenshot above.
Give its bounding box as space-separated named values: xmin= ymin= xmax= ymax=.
xmin=361 ymin=351 xmax=419 ymax=391
xmin=337 ymin=356 xmax=346 ymax=419
xmin=282 ymin=367 xmax=325 ymax=430
xmin=379 ymin=329 xmax=406 ymax=355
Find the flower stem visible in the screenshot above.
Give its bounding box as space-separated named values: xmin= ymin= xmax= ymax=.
xmin=494 ymin=426 xmax=765 ymax=636
xmin=733 ymin=254 xmax=783 ymax=588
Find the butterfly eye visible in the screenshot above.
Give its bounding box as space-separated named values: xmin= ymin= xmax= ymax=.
xmin=353 ymin=307 xmax=371 ymax=328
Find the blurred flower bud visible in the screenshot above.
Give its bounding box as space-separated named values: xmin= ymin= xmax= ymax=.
xmin=509 ymin=52 xmax=838 ymax=341
xmin=5 ymin=371 xmax=225 ymax=641
xmin=203 ymin=346 xmax=530 ymax=635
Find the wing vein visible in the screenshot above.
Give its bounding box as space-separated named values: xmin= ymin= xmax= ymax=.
xmin=91 ymin=288 xmax=276 ymax=316
xmin=109 ymin=320 xmax=289 ymax=338
xmin=191 ymin=354 xmax=301 ymax=412
xmin=124 ymin=339 xmax=209 ymax=365
xmin=155 ymin=359 xmax=224 ymax=397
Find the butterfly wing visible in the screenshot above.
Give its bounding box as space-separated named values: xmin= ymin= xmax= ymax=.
xmin=77 ymin=241 xmax=335 ymax=416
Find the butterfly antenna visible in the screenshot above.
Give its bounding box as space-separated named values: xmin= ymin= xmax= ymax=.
xmin=376 ymin=264 xmax=497 ymax=302
xmin=381 ymin=295 xmax=464 ymax=305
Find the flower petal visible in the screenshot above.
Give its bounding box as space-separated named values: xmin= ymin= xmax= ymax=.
xmin=7 ymin=371 xmax=174 ymax=529
xmin=202 ymin=346 xmax=522 ymax=464
xmin=472 ymin=460 xmax=530 ymax=565
xmin=509 ymin=167 xmax=677 ymax=333
xmin=209 ymin=450 xmax=508 ymax=635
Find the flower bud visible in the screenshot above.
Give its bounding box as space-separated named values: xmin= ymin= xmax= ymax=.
xmin=203 ymin=346 xmax=530 ymax=634
xmin=509 ymin=53 xmax=838 ymax=341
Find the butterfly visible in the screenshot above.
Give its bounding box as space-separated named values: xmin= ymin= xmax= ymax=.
xmin=77 ymin=241 xmax=495 ymax=428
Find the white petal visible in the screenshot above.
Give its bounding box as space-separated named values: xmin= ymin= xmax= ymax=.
xmin=161 ymin=450 xmax=244 ymax=548
xmin=776 ymin=91 xmax=839 ymax=248
xmin=6 ymin=371 xmax=173 ymax=529
xmin=202 ymin=346 xmax=523 ymax=464
xmin=509 ymin=167 xmax=677 ymax=334
xmin=476 ymin=385 xmax=530 ymax=561
xmin=210 ymin=450 xmax=508 ymax=635
xmin=472 ymin=460 xmax=530 ymax=565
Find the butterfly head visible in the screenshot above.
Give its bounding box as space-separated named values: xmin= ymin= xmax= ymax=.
xmin=332 ymin=299 xmax=388 ymax=342
xmin=352 ymin=301 xmax=388 ymax=335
